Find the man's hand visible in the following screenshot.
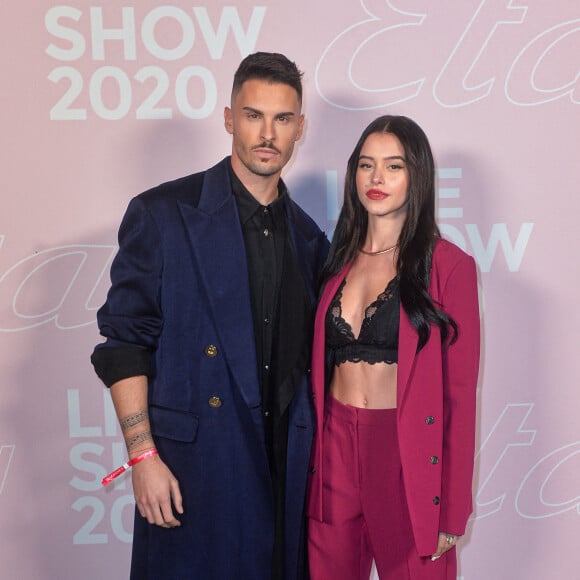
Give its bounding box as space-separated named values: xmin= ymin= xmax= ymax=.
xmin=132 ymin=454 xmax=183 ymax=528
xmin=109 ymin=376 xmax=184 ymax=528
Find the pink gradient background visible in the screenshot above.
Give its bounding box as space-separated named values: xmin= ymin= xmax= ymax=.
xmin=1 ymin=2 xmax=578 ymax=579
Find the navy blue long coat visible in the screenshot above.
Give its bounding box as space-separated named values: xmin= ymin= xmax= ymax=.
xmin=95 ymin=157 xmax=328 ymax=579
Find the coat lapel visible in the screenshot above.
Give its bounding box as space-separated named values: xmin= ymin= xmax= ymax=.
xmin=312 ymin=265 xmax=351 ymax=397
xmin=397 ymin=306 xmax=419 ymax=407
xmin=286 ymin=203 xmax=321 ymax=306
xmin=177 ymin=160 xmax=260 ymax=408
xmin=398 ymin=263 xmax=443 ymax=406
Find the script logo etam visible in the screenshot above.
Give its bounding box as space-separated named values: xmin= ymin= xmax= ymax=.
xmin=0 ymin=240 xmax=115 ymax=332
xmin=315 ymin=0 xmax=579 ymax=109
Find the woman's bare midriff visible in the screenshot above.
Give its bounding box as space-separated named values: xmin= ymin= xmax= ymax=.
xmin=330 ymin=360 xmax=398 ymax=409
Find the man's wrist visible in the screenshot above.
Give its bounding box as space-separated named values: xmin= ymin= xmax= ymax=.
xmin=102 ymin=448 xmax=159 ymax=486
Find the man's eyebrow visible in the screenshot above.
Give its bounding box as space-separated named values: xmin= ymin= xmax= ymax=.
xmin=242 ymin=106 xmax=296 ymax=117
xmin=242 ymin=106 xmax=263 ymax=115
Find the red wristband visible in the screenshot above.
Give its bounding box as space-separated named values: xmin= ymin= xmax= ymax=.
xmin=101 ymin=449 xmax=159 ymax=487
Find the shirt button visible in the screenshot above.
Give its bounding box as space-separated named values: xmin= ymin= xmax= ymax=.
xmin=425 ymin=416 xmax=435 ymax=425
xmin=264 ymin=316 xmax=271 ymax=325
xmin=429 ymin=456 xmax=439 ymax=464
xmin=263 ymin=228 xmax=269 ymax=237
xmin=263 ymin=410 xmax=270 ymax=417
xmin=208 ymin=396 xmax=222 ymax=408
xmin=204 ymin=344 xmax=218 ymax=357
xmin=433 ymin=496 xmax=440 ymax=505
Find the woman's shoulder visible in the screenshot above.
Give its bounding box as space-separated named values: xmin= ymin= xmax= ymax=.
xmin=432 ymin=237 xmax=476 ymax=273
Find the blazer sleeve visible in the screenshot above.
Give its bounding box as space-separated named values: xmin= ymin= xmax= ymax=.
xmin=438 ymin=253 xmax=481 ymax=534
xmin=91 ymin=196 xmax=164 ymax=386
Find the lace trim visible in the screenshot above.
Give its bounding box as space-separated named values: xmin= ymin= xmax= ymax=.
xmin=330 ymin=276 xmax=399 ymax=341
xmin=333 ymin=344 xmax=397 ymax=366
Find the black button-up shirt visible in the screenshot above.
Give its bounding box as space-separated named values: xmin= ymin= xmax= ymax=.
xmin=230 ymin=163 xmax=311 ymax=580
xmin=231 ymin=169 xmax=287 ymax=443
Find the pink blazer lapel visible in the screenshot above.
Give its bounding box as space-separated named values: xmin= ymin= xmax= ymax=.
xmin=397 ymin=306 xmax=419 ymax=406
xmin=312 ymin=264 xmax=351 ymax=396
xmin=308 ymin=264 xmax=352 ymax=521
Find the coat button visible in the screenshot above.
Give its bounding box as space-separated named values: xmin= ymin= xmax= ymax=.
xmin=208 ymin=396 xmax=222 ymax=408
xmin=310 ymin=466 xmax=316 ymax=474
xmin=433 ymin=496 xmax=440 ymax=505
xmin=204 ymin=344 xmax=218 ymax=357
xmin=429 ymin=456 xmax=439 ymax=464
xmin=425 ymin=416 xmax=435 ymax=425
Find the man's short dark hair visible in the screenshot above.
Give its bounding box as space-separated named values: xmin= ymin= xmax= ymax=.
xmin=232 ymin=52 xmax=303 ymax=103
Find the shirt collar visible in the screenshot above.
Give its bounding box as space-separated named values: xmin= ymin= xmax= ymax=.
xmin=229 ymin=159 xmax=288 ymax=225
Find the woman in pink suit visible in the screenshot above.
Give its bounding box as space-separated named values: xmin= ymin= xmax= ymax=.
xmin=306 ymin=115 xmax=480 ymax=579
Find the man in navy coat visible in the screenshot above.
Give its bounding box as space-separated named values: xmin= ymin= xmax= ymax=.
xmin=91 ymin=52 xmax=328 ymax=579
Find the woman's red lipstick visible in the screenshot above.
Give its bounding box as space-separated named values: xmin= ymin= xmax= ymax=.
xmin=366 ymin=188 xmax=389 ymax=200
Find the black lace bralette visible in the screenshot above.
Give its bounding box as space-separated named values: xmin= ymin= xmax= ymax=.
xmin=325 ymin=275 xmax=400 ymax=365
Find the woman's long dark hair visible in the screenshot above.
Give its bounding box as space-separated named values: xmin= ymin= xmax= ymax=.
xmin=321 ymin=115 xmax=456 ymax=351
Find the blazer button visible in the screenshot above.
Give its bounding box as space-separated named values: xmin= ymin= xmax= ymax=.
xmin=429 ymin=455 xmax=439 ymax=464
xmin=204 ymin=344 xmax=218 ymax=357
xmin=208 ymin=396 xmax=222 ymax=408
xmin=425 ymin=416 xmax=435 ymax=425
xmin=433 ymin=496 xmax=440 ymax=505
xmin=310 ymin=466 xmax=316 ymax=474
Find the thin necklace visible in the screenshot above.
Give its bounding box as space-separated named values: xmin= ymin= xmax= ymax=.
xmin=359 ymin=244 xmax=398 ymax=256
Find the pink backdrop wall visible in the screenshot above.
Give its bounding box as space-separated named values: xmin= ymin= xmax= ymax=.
xmin=1 ymin=2 xmax=578 ymax=578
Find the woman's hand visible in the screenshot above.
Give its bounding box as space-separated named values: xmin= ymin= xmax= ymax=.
xmin=431 ymin=532 xmax=460 ymax=561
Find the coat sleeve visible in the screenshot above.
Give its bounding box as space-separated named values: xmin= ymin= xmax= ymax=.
xmin=91 ymin=196 xmax=164 ymax=386
xmin=438 ymin=253 xmax=480 ymax=534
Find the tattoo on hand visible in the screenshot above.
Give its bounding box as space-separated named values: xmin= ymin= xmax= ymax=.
xmin=120 ymin=410 xmax=149 ymax=432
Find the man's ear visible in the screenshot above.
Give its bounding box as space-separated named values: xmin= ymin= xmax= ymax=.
xmin=224 ymin=107 xmax=233 ymax=135
xmin=296 ymin=114 xmax=305 ymax=141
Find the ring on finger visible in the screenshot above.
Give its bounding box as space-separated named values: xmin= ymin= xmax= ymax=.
xmin=446 ymin=535 xmax=455 ymax=545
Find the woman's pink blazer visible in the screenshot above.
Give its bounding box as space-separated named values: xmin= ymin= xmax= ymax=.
xmin=306 ymin=238 xmax=481 ymax=557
